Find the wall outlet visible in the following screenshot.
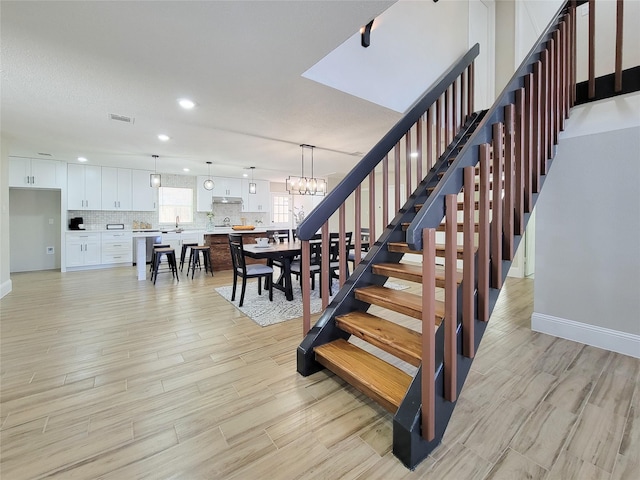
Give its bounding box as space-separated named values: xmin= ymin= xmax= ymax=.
xmin=46 ymin=246 xmax=54 ymax=254
xmin=49 ymin=218 xmax=54 ymax=225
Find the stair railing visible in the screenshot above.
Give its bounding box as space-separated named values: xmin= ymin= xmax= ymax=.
xmin=410 ymin=0 xmax=577 ymax=443
xmin=296 ymin=44 xmax=480 ymax=335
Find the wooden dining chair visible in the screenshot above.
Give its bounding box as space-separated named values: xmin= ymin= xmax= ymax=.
xmin=228 ymin=233 xmax=273 ymax=307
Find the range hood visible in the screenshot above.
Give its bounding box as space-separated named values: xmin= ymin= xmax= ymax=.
xmin=211 ymin=196 xmax=243 ymax=204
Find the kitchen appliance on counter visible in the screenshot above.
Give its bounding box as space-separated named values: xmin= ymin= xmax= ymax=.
xmin=69 ymin=217 xmax=85 ymax=230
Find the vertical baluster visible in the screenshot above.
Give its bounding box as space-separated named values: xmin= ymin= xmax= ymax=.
xmin=436 ymin=96 xmax=443 ymax=158
xmin=445 ymin=87 xmax=451 ymax=148
xmin=394 ymin=142 xmax=401 ymax=212
xmin=406 ymin=129 xmax=412 ymax=197
xmin=524 ymin=74 xmax=534 ymax=212
xmin=338 ymin=203 xmax=347 ymax=288
xmin=615 ymin=0 xmax=624 ymax=93
xmin=504 ymin=105 xmax=516 ymax=261
xmin=427 ymin=106 xmax=434 ymax=171
xmin=453 ymin=77 xmax=459 ymax=134
xmin=532 ymin=61 xmax=542 ymax=193
xmin=588 ymin=0 xmax=595 ymax=99
xmin=444 ymin=194 xmax=457 ymax=402
xmin=461 ymin=69 xmax=468 ymax=122
xmin=462 ymin=166 xmax=475 ymax=357
xmin=302 ymin=240 xmax=311 ymax=335
xmin=468 ymin=61 xmax=475 ymax=116
xmin=553 ymin=28 xmax=561 ymax=141
xmin=491 ymin=123 xmax=504 ymax=289
xmin=560 ymin=18 xmax=568 ymax=130
xmin=478 ymin=144 xmax=491 ymax=322
xmin=321 ymin=221 xmax=330 ymax=309
xmin=540 ymin=50 xmax=549 ymax=178
xmin=548 ymin=38 xmax=556 ymax=155
xmin=515 ymin=88 xmax=525 ymax=234
xmin=571 ymin=1 xmax=577 ymax=107
xmin=369 ymin=173 xmax=376 ymax=243
xmin=421 ymin=227 xmax=436 ymax=442
xmin=382 ymin=155 xmax=389 ymax=228
xmin=417 ymin=116 xmax=423 ymax=182
xmin=355 ymin=185 xmax=362 ymax=268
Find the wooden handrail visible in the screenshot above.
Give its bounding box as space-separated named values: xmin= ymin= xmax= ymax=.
xmin=296 ymin=44 xmax=480 ymax=241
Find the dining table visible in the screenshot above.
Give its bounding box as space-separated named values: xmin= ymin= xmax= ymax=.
xmin=243 ymin=241 xmax=302 ymax=301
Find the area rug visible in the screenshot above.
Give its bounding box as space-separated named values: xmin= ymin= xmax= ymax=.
xmin=215 ymin=280 xmax=409 ymax=327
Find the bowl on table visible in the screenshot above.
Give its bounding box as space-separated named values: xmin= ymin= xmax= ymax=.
xmin=255 ymin=237 xmax=269 ymax=247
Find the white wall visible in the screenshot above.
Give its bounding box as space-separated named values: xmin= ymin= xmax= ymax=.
xmin=533 ymin=93 xmax=640 ymax=357
xmin=0 ymin=136 xmax=12 ymax=297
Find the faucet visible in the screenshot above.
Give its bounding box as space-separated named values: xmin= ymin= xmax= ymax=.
xmin=175 ymin=216 xmax=180 ymax=229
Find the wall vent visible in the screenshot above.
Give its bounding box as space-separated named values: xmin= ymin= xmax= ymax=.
xmin=109 ymin=113 xmax=135 ymax=124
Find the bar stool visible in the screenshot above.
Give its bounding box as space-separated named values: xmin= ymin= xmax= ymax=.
xmin=179 ymin=242 xmax=198 ymax=271
xmin=149 ymin=244 xmax=170 ymax=279
xmin=187 ymin=245 xmax=214 ymax=279
xmin=151 ymin=247 xmax=179 ymax=284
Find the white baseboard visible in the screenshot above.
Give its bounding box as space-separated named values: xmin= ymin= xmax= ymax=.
xmin=1 ymin=279 xmax=13 ymax=299
xmin=531 ymin=312 xmax=640 ymax=359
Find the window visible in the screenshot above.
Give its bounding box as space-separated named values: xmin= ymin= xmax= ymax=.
xmin=272 ymin=194 xmax=290 ymax=224
xmin=158 ymin=187 xmax=193 ymax=224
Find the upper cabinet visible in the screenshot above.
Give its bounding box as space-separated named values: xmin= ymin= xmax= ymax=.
xmin=131 ymin=169 xmax=157 ymax=211
xmin=9 ymin=157 xmax=66 ymax=189
xmin=101 ymin=167 xmax=132 ymax=210
xmin=196 ymin=176 xmax=243 ymax=211
xmin=241 ymin=179 xmax=271 ymax=213
xmin=67 ymin=164 xmax=102 ymax=210
xmin=212 ymin=176 xmax=242 ymax=198
xmin=196 ymin=176 xmax=214 ymax=212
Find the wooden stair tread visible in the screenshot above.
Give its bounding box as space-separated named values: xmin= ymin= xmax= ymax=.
xmin=388 ymin=242 xmax=472 ymax=260
xmin=314 ymin=338 xmax=412 ymax=413
xmin=415 ymin=200 xmax=493 ymax=212
xmin=355 ymin=285 xmax=445 ymax=321
xmin=401 ymin=222 xmax=479 ymax=233
xmin=336 ymin=311 xmax=425 ymax=367
xmin=372 ymin=262 xmax=463 ymax=287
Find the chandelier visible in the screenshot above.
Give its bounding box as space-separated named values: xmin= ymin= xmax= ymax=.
xmin=286 ymin=144 xmax=326 ymax=196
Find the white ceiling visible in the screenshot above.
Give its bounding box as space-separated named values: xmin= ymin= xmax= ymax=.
xmin=1 ymin=0 xmax=404 ymax=183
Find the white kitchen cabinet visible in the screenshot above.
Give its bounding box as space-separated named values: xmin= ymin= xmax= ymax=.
xmin=66 ymin=232 xmax=101 ymax=267
xmin=132 ymin=169 xmax=157 ymax=211
xmin=161 ymin=231 xmax=204 ymax=252
xmin=101 ymin=231 xmax=132 ymax=264
xmin=210 ymin=176 xmax=242 ymax=198
xmin=9 ymin=157 xmax=65 ymax=188
xmin=101 ymin=167 xmax=132 ymax=210
xmin=67 ymin=164 xmax=102 ymax=210
xmin=196 ymin=175 xmax=215 ymax=212
xmin=241 ymin=179 xmax=270 ymax=213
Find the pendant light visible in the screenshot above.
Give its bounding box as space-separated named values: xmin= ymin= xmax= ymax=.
xmin=150 ymin=155 xmax=161 ymax=187
xmin=249 ymin=166 xmax=256 ymax=194
xmin=286 ymin=144 xmax=326 ymax=195
xmin=203 ymin=161 xmax=215 ymax=190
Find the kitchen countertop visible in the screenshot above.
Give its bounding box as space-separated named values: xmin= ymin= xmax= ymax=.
xmin=205 ymin=227 xmax=269 ymax=235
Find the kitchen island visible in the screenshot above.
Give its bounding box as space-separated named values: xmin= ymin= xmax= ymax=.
xmin=204 ymin=229 xmax=271 ymax=270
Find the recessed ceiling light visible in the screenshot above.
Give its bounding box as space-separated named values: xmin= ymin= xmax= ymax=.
xmin=410 ymin=152 xmax=419 ymax=158
xmin=242 ymin=173 xmax=248 ymax=178
xmin=77 ymin=157 xmax=88 ymax=162
xmin=158 ymin=134 xmax=170 ymax=142
xmin=183 ymin=168 xmax=190 ymax=172
xmin=178 ymin=98 xmax=196 ymax=109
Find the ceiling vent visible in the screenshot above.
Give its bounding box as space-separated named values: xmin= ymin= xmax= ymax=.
xmin=109 ymin=113 xmax=135 ymax=124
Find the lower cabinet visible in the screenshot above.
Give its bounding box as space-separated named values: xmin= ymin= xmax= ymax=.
xmin=66 ymin=232 xmax=101 ymax=267
xmin=101 ymin=232 xmax=133 ymax=264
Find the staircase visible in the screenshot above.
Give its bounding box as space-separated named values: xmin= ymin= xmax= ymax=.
xmin=294 ymin=0 xmax=630 ymax=469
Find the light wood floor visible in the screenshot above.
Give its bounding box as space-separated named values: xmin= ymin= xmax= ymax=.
xmin=1 ymin=267 xmax=638 ymax=479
